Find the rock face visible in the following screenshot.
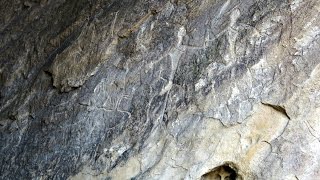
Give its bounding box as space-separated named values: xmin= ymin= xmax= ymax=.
xmin=1 ymin=0 xmax=320 ymax=179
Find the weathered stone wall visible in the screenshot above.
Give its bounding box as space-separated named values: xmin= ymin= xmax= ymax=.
xmin=1 ymin=0 xmax=320 ymax=179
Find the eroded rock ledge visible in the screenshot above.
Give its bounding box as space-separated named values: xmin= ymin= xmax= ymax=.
xmin=1 ymin=0 xmax=320 ymax=179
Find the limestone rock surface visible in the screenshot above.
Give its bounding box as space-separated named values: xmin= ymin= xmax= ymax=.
xmin=1 ymin=0 xmax=320 ymax=179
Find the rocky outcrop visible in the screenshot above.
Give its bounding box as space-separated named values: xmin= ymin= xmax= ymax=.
xmin=1 ymin=0 xmax=320 ymax=179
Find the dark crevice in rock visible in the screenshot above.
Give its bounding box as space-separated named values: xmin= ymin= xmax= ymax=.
xmin=201 ymin=162 xmax=242 ymax=180
xmin=261 ymin=102 xmax=291 ymax=120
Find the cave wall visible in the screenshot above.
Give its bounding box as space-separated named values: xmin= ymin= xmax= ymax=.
xmin=1 ymin=0 xmax=320 ymax=179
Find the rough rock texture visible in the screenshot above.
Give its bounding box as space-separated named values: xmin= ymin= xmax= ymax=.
xmin=1 ymin=0 xmax=320 ymax=179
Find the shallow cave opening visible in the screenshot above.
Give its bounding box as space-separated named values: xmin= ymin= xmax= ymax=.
xmin=201 ymin=163 xmax=242 ymax=180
